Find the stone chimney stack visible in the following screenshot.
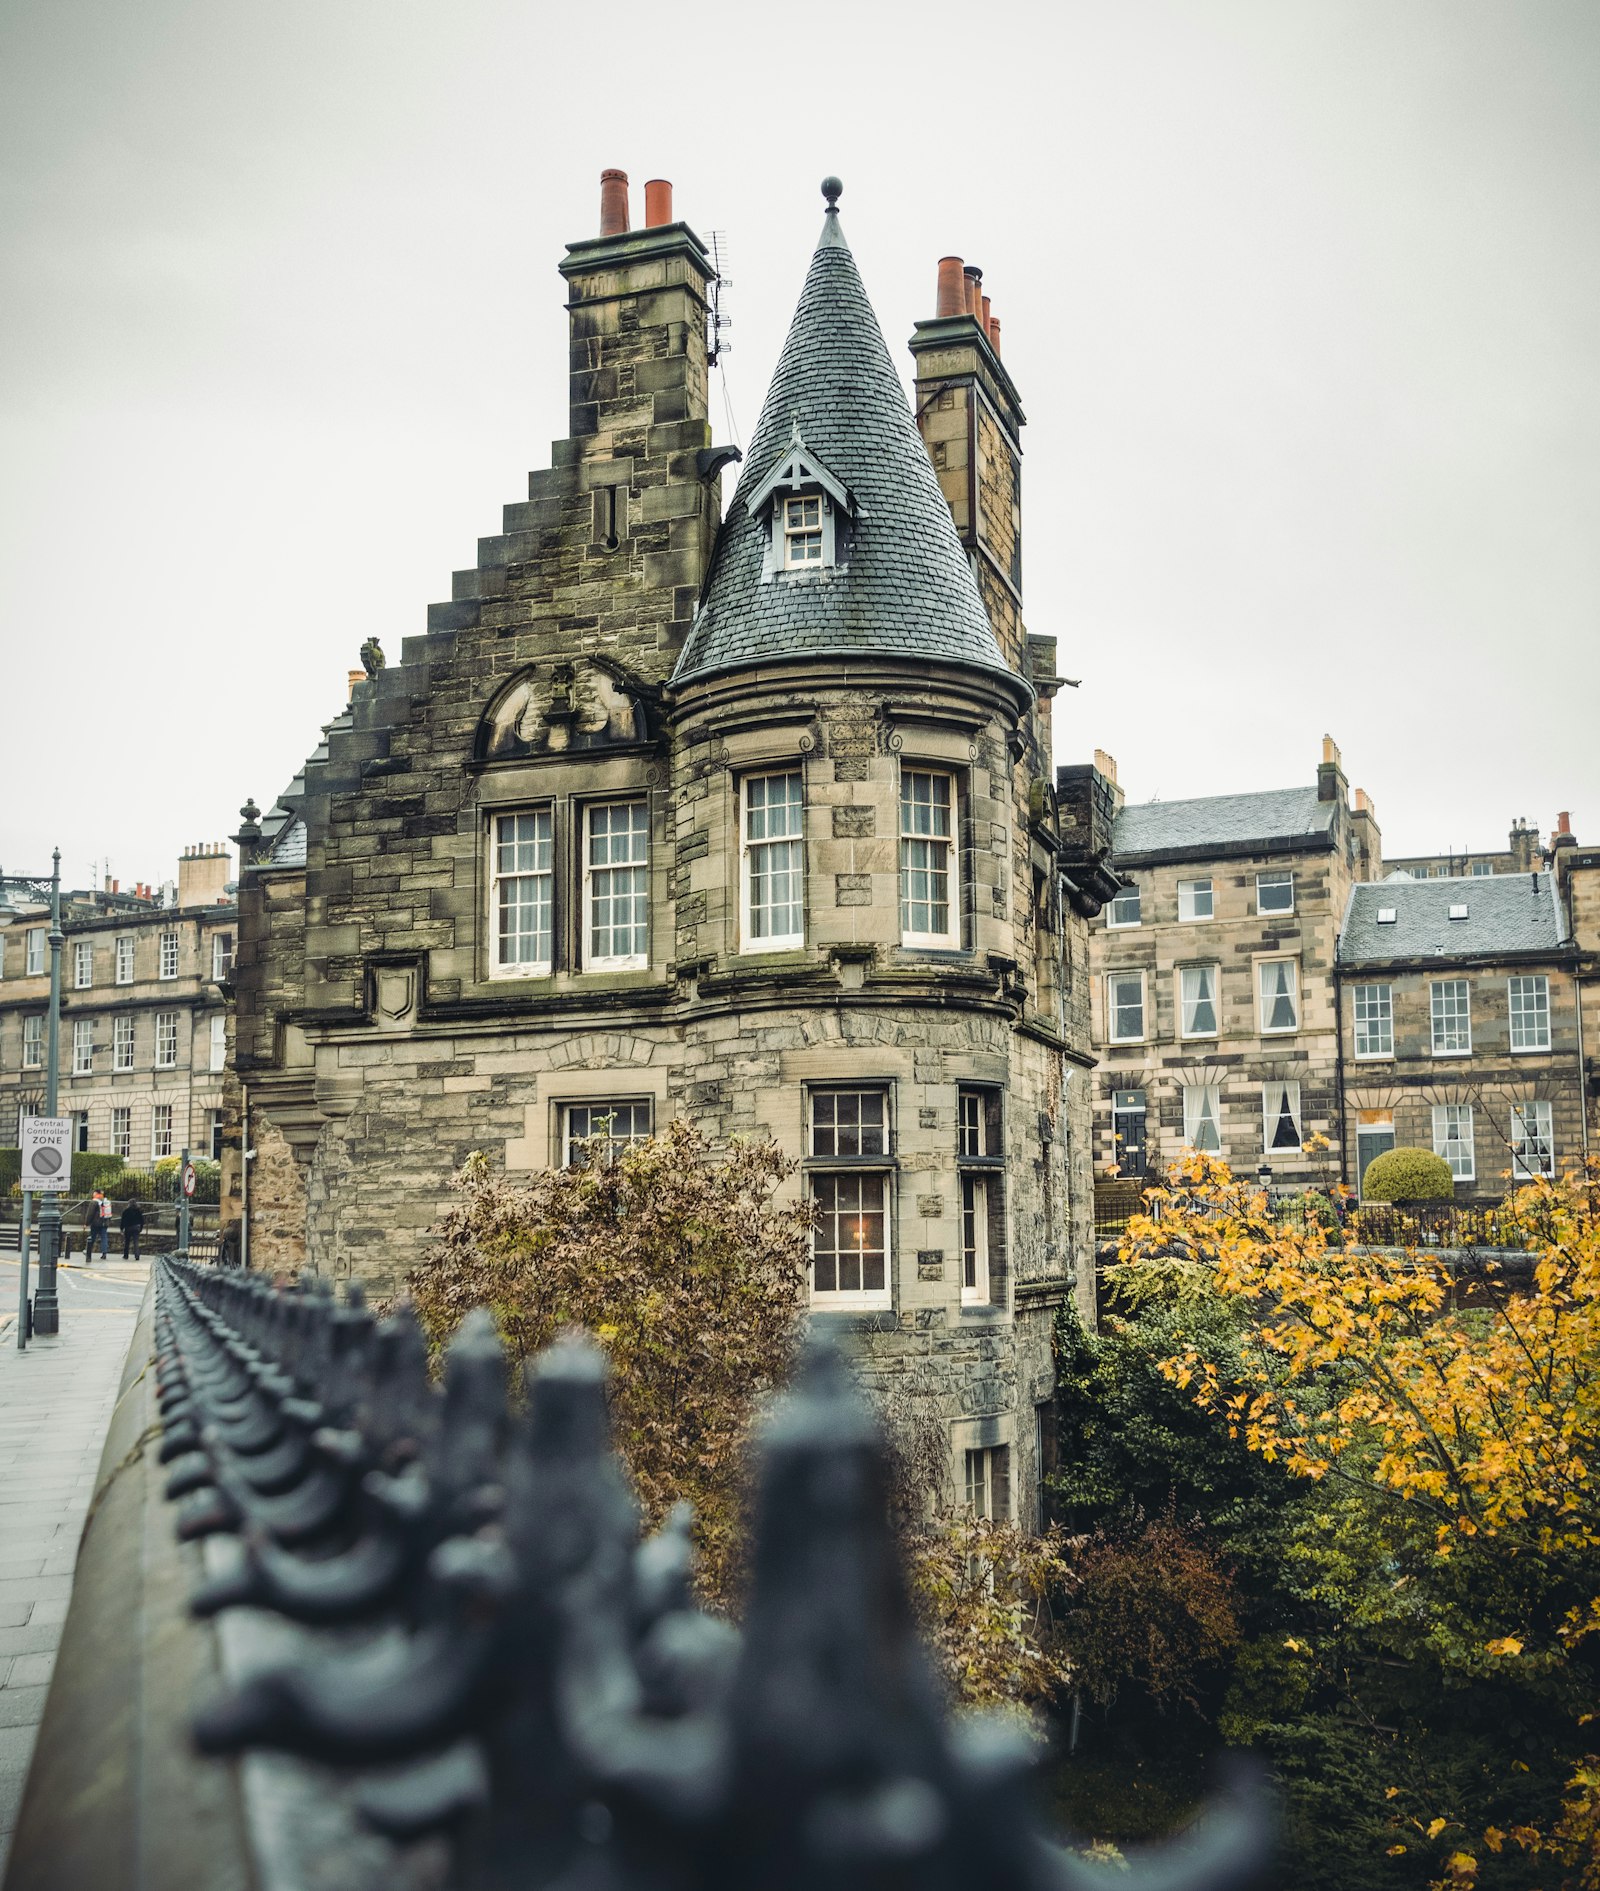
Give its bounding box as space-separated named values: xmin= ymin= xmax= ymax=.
xmin=1350 ymin=786 xmax=1382 ymax=881
xmin=1509 ymin=818 xmax=1541 ymax=872
xmin=177 ymin=842 xmax=233 ymax=908
xmin=1317 ymin=734 xmax=1347 ymax=805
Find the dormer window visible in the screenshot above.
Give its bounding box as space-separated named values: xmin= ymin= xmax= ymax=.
xmin=747 ymin=424 xmax=854 ymax=580
xmin=783 ymin=496 xmax=824 ymax=566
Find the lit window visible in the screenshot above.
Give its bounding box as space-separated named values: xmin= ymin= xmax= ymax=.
xmin=899 ymin=770 xmax=958 ymax=946
xmin=155 ymin=1011 xmax=179 ymax=1069
xmin=212 ymin=932 xmax=234 ymax=980
xmin=1510 ymin=1100 xmax=1554 ymax=1179
xmin=115 ymin=936 xmax=135 ymax=984
xmin=72 ymin=1017 xmax=93 ymax=1075
xmin=742 ymin=772 xmax=805 ymax=949
xmin=27 ymin=929 xmax=46 ymax=975
xmin=1508 ymin=976 xmax=1551 ymax=1052
xmin=491 ymin=809 xmax=553 ymax=975
xmin=1353 ymin=983 xmax=1393 ymax=1058
xmin=74 ymin=942 xmax=93 ymax=989
xmin=957 ymin=1087 xmax=1002 ymax=1309
xmin=1256 ymin=871 xmax=1294 ymax=916
xmin=1106 ymin=884 xmax=1141 ymax=928
xmin=1177 ymin=878 xmax=1213 ymax=921
xmin=964 ymin=1445 xmax=1011 ymax=1522
xmin=1179 ymin=963 xmax=1219 ymax=1038
xmin=152 ymin=1104 xmax=173 ymax=1161
xmin=111 ymin=1107 xmax=131 ymax=1160
xmin=1107 ymin=972 xmax=1145 ymax=1043
xmin=22 ymin=1016 xmax=42 ymax=1068
xmin=209 ymin=1014 xmax=226 ymax=1072
xmin=1432 ymin=1104 xmax=1474 ymax=1181
xmin=1111 ymin=1089 xmax=1148 ymax=1178
xmin=808 ymin=1087 xmax=891 ymax=1307
xmin=1430 ymin=980 xmax=1471 ymax=1055
xmin=1258 ymin=959 xmax=1299 ymax=1033
xmin=1261 ymin=1080 xmax=1303 ymax=1153
xmin=159 ymin=930 xmax=179 ymax=979
xmin=561 ymin=1099 xmax=653 ymax=1168
xmin=1183 ymin=1083 xmax=1222 ymax=1153
xmin=584 ymin=801 xmax=650 ymax=970
xmin=782 ymin=494 xmax=824 ymax=567
xmin=113 ymin=1015 xmax=135 ymax=1071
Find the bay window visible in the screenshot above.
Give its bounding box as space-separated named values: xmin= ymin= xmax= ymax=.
xmin=808 ymin=1087 xmax=892 ymax=1307
xmin=741 ymin=772 xmax=805 ymax=950
xmin=899 ymin=770 xmax=959 ymax=947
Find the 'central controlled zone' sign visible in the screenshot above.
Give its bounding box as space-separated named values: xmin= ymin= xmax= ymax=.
xmin=20 ymin=1116 xmax=72 ymax=1192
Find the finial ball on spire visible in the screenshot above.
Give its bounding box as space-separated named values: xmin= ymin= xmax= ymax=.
xmin=821 ymin=176 xmax=843 ymax=208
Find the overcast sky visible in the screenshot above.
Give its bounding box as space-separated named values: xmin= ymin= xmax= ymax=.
xmin=2 ymin=0 xmax=1596 ymax=890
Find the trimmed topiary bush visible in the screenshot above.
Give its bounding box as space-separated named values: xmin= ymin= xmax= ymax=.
xmin=1361 ymin=1145 xmax=1454 ymax=1202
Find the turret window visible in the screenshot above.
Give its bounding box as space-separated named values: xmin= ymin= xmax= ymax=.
xmin=782 ymin=497 xmax=824 ymax=566
xmin=807 ymin=1086 xmax=892 ymax=1309
xmin=741 ymin=772 xmax=805 ymax=950
xmin=899 ymin=769 xmax=959 ymax=947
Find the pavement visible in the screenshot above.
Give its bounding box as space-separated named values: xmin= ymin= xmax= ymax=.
xmin=0 ymin=1293 xmax=139 ymax=1882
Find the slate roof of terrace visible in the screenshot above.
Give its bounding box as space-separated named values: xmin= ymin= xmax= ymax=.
xmin=672 ymin=195 xmax=1017 ymax=692
xmin=1339 ymin=874 xmax=1569 ymax=964
xmin=1112 ymin=786 xmax=1334 ymax=860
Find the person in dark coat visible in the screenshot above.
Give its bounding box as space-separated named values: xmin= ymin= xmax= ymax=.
xmin=83 ymin=1191 xmax=109 ymax=1262
xmin=120 ymin=1200 xmax=145 ymax=1261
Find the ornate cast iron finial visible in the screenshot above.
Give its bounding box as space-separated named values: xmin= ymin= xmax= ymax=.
xmin=821 ymin=176 xmax=843 ymax=210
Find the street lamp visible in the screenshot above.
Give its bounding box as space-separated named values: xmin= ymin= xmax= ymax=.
xmin=4 ymin=851 xmax=65 ymax=1337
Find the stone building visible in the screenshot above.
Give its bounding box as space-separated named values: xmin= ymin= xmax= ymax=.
xmin=0 ymin=845 xmax=235 ymax=1165
xmin=231 ymin=173 xmax=1116 ymax=1522
xmin=1384 ymin=816 xmax=1546 ymax=881
xmin=1085 ymin=738 xmax=1380 ymax=1188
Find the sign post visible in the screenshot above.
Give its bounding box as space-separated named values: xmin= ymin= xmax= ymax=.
xmin=32 ymin=853 xmax=65 ymax=1335
xmin=15 ymin=1193 xmax=32 ymax=1351
xmin=178 ymin=1149 xmax=195 ymax=1261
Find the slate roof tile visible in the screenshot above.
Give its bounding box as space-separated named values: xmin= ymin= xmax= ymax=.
xmin=1339 ymin=875 xmax=1568 ymax=964
xmin=1112 ymin=786 xmax=1333 ymax=858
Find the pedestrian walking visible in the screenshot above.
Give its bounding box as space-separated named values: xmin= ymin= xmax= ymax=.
xmin=83 ymin=1190 xmax=110 ymax=1261
xmin=120 ymin=1199 xmax=145 ymax=1261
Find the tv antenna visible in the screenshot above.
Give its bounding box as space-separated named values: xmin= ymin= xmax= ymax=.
xmin=707 ymin=231 xmax=733 ymax=367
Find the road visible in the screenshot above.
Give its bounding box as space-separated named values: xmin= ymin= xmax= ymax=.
xmin=0 ymin=1258 xmax=150 ymax=1323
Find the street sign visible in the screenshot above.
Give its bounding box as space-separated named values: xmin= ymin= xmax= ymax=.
xmin=181 ymin=1162 xmax=197 ymax=1199
xmin=20 ymin=1116 xmax=72 ymax=1193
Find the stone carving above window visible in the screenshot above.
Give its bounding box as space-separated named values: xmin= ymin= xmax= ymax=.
xmin=476 ymin=659 xmax=655 ymax=762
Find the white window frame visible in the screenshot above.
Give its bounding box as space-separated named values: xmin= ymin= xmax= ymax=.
xmin=74 ymin=941 xmax=93 ymax=990
xmin=740 ymin=771 xmax=805 ymax=952
xmin=898 ymin=768 xmax=960 ymax=948
xmin=211 ymin=932 xmax=234 ymax=980
xmin=1106 ymin=884 xmax=1141 ymax=929
xmin=22 ymin=1015 xmax=43 ymax=1068
xmin=1430 ymin=979 xmax=1472 ymax=1056
xmin=72 ymin=1016 xmax=93 ymax=1075
xmin=1432 ymin=1103 xmax=1475 ymax=1181
xmin=115 ymin=935 xmax=135 ymax=985
xmin=111 ymin=1106 xmax=132 ymax=1161
xmin=1256 ymin=871 xmax=1295 ymax=916
xmin=209 ymin=1014 xmax=227 ymax=1073
xmin=957 ymin=1086 xmax=1001 ymax=1309
xmin=1183 ymin=1082 xmax=1223 ymax=1154
xmin=1508 ymin=975 xmax=1551 ymax=1053
xmin=964 ymin=1444 xmax=1012 ymax=1522
xmin=1353 ymin=982 xmax=1393 ymax=1059
xmin=560 ymin=1098 xmax=654 ymax=1168
xmin=807 ymin=1086 xmax=893 ymax=1311
xmin=158 ymin=930 xmax=179 ymax=980
xmin=113 ymin=1014 xmax=135 ymax=1072
xmin=151 ymin=1104 xmax=174 ymax=1162
xmin=781 ymin=493 xmax=825 ymax=568
xmin=155 ymin=1011 xmax=179 ymax=1070
xmin=489 ymin=807 xmax=554 ymax=977
xmin=1178 ymin=963 xmax=1219 ymax=1039
xmin=582 ymin=799 xmax=651 ymax=972
xmin=1261 ymin=1079 xmax=1303 ymax=1155
xmin=1257 ymin=958 xmax=1299 ymax=1035
xmin=26 ymin=929 xmax=46 ymax=976
xmin=1177 ymin=878 xmax=1213 ymax=922
xmin=1106 ymin=971 xmax=1146 ymax=1044
xmin=1510 ymin=1100 xmax=1555 ymax=1180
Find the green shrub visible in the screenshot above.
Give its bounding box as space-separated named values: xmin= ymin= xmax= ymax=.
xmin=1359 ymin=1146 xmax=1454 ymax=1202
xmin=0 ymin=1149 xmax=19 ymax=1194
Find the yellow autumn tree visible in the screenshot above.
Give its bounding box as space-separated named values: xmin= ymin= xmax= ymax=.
xmin=1113 ymin=1151 xmax=1600 ymax=1890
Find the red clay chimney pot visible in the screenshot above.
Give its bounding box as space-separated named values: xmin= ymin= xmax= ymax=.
xmin=599 ymin=168 xmax=630 ymax=237
xmin=988 ymin=316 xmax=1002 ymax=355
xmin=963 ymin=265 xmax=982 ymax=318
xmin=1558 ymin=811 xmax=1572 ymax=835
xmin=935 ymin=256 xmax=965 ymax=319
xmin=643 ymin=178 xmax=673 ymax=228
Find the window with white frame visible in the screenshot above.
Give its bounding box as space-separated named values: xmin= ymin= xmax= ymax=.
xmin=72 ymin=1017 xmax=93 ymax=1075
xmin=491 ymin=809 xmax=554 ymax=975
xmin=209 ymin=1014 xmax=226 ymax=1072
xmin=113 ymin=1015 xmax=135 ymax=1071
xmin=808 ymin=1087 xmax=891 ymax=1306
xmin=1177 ymin=878 xmax=1213 ymax=922
xmin=1261 ymin=1080 xmax=1303 ymax=1153
xmin=1508 ymin=975 xmax=1551 ymax=1051
xmin=27 ymin=929 xmax=46 ymax=975
xmin=1183 ymin=1082 xmax=1222 ymax=1153
xmin=560 ymin=1099 xmax=654 ymax=1168
xmin=158 ymin=930 xmax=179 ymax=979
xmin=155 ymin=1011 xmax=179 ymax=1069
xmin=1257 ymin=959 xmax=1299 ymax=1033
xmin=964 ymin=1444 xmax=1011 ymax=1522
xmin=1106 ymin=971 xmax=1145 ymax=1044
xmin=1106 ymin=883 xmax=1141 ymax=928
xmin=741 ymin=772 xmax=805 ymax=949
xmin=1256 ymin=871 xmax=1294 ymax=915
xmin=782 ymin=494 xmax=824 ymax=567
xmin=22 ymin=1015 xmax=42 ymax=1068
xmin=212 ymin=931 xmax=234 ymax=980
xmin=152 ymin=1103 xmax=174 ymax=1161
xmin=957 ymin=1087 xmax=1002 ymax=1308
xmin=1179 ymin=963 xmax=1219 ymax=1038
xmin=115 ymin=935 xmax=135 ymax=984
xmin=1432 ymin=1104 xmax=1475 ymax=1181
xmin=74 ymin=941 xmax=93 ymax=989
xmin=899 ymin=770 xmax=959 ymax=946
xmin=1353 ymin=983 xmax=1393 ymax=1058
xmin=1430 ymin=979 xmax=1471 ymax=1055
xmin=111 ymin=1106 xmax=132 ymax=1161
xmin=1510 ymin=1100 xmax=1554 ymax=1179
xmin=1471 ymin=860 xmax=1493 ymax=876
xmin=584 ymin=801 xmax=650 ymax=969
xmin=208 ymin=1109 xmax=224 ymax=1162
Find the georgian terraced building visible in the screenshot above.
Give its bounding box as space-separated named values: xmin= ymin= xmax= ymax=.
xmin=231 ymin=174 xmax=1117 ymax=1521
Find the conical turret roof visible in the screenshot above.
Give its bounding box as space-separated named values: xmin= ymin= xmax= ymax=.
xmin=672 ymin=188 xmax=1019 ymax=693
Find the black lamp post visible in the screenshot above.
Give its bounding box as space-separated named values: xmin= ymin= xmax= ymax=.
xmin=4 ymin=851 xmax=65 ymax=1336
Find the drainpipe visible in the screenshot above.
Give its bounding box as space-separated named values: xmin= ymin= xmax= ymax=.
xmin=1333 ymin=961 xmax=1349 ymax=1188
xmin=1574 ymin=957 xmax=1591 ymax=1161
xmin=240 ymin=1081 xmax=250 ymax=1271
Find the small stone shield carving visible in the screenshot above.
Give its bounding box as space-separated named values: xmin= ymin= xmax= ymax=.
xmin=376 ymin=967 xmax=417 ymax=1026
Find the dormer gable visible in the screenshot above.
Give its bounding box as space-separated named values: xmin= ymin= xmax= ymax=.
xmin=745 ymin=425 xmax=855 ymax=578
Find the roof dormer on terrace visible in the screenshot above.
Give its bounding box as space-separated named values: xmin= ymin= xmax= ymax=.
xmin=746 ymin=425 xmax=856 ymax=579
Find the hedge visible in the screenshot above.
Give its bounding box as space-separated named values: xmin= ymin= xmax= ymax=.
xmin=1360 ymin=1145 xmax=1455 ymax=1203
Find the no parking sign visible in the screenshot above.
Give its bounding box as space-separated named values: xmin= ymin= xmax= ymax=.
xmin=20 ymin=1116 xmax=71 ymax=1192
